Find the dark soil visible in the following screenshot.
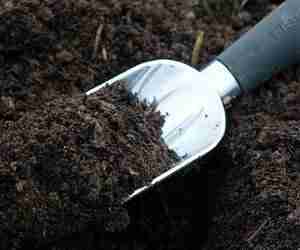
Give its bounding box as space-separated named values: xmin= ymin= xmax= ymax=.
xmin=0 ymin=81 xmax=177 ymax=249
xmin=205 ymin=71 xmax=300 ymax=249
xmin=0 ymin=0 xmax=300 ymax=249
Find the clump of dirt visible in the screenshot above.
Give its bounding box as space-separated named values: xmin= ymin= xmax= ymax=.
xmin=0 ymin=2 xmax=81 ymax=107
xmin=0 ymin=81 xmax=177 ymax=249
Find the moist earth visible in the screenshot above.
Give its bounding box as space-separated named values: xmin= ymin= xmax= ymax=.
xmin=0 ymin=0 xmax=299 ymax=249
xmin=0 ymin=82 xmax=177 ymax=249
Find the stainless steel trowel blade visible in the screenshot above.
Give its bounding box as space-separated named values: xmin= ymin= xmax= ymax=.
xmin=86 ymin=59 xmax=228 ymax=200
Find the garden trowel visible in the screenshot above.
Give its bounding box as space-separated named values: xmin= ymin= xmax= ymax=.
xmin=87 ymin=0 xmax=300 ymax=200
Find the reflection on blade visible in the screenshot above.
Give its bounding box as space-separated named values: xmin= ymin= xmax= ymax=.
xmin=163 ymin=107 xmax=205 ymax=151
xmin=132 ymin=64 xmax=162 ymax=94
xmin=127 ymin=66 xmax=151 ymax=91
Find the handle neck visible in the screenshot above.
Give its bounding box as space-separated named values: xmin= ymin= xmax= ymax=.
xmin=201 ymin=60 xmax=241 ymax=103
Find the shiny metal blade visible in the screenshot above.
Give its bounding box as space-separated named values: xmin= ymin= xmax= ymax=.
xmin=87 ymin=59 xmax=240 ymax=200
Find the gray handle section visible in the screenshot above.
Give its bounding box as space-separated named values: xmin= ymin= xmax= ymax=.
xmin=217 ymin=0 xmax=300 ymax=92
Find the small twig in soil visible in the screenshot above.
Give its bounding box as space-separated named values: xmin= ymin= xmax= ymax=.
xmin=240 ymin=0 xmax=250 ymax=11
xmin=246 ymin=218 xmax=270 ymax=245
xmin=93 ymin=23 xmax=104 ymax=59
xmin=288 ymin=207 xmax=300 ymax=225
xmin=102 ymin=47 xmax=108 ymax=61
xmin=157 ymin=187 xmax=170 ymax=219
xmin=191 ymin=31 xmax=204 ymax=66
xmin=202 ymin=0 xmax=213 ymax=16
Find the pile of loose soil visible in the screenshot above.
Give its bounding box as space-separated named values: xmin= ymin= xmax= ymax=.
xmin=0 ymin=81 xmax=177 ymax=249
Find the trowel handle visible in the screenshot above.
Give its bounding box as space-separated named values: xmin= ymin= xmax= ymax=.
xmin=217 ymin=0 xmax=300 ymax=92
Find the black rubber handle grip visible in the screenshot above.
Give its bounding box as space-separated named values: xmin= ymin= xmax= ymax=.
xmin=217 ymin=0 xmax=300 ymax=92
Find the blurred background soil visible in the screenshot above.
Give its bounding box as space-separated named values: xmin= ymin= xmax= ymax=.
xmin=0 ymin=0 xmax=299 ymax=249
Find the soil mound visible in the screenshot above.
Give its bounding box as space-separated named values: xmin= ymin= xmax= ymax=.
xmin=0 ymin=82 xmax=177 ymax=249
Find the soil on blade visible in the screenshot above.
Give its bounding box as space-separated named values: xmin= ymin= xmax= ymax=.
xmin=0 ymin=82 xmax=177 ymax=249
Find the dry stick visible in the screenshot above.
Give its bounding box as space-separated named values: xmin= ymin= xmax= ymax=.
xmin=191 ymin=31 xmax=204 ymax=66
xmin=156 ymin=187 xmax=170 ymax=219
xmin=288 ymin=207 xmax=300 ymax=224
xmin=202 ymin=0 xmax=213 ymax=16
xmin=240 ymin=0 xmax=250 ymax=11
xmin=102 ymin=47 xmax=108 ymax=61
xmin=93 ymin=23 xmax=104 ymax=60
xmin=246 ymin=218 xmax=270 ymax=245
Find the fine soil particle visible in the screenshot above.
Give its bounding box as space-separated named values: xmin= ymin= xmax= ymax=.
xmin=0 ymin=81 xmax=177 ymax=249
